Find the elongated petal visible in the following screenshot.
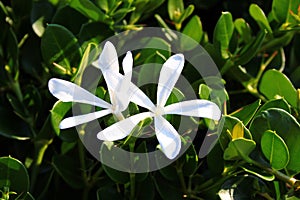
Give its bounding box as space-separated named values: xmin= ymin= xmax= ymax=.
xmin=122 ymin=51 xmax=133 ymax=80
xmin=97 ymin=112 xmax=154 ymax=141
xmin=114 ymin=51 xmax=133 ymax=111
xmin=129 ymin=83 xmax=156 ymax=111
xmin=59 ymin=109 xmax=112 ymax=129
xmin=164 ymin=100 xmax=221 ymax=120
xmin=99 ymin=70 xmax=155 ymax=112
xmin=154 ymin=116 xmax=181 ymax=159
xmin=94 ymin=41 xmax=119 ymax=73
xmin=48 ymin=78 xmax=111 ymax=109
xmin=157 ymin=54 xmax=185 ymax=107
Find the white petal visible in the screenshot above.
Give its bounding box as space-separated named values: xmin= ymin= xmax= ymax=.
xmin=128 ymin=82 xmax=156 ymax=111
xmin=122 ymin=51 xmax=133 ymax=80
xmin=97 ymin=112 xmax=154 ymax=141
xmin=101 ymin=70 xmax=155 ymax=112
xmin=114 ymin=51 xmax=133 ymax=111
xmin=154 ymin=116 xmax=181 ymax=159
xmin=93 ymin=41 xmax=119 ymax=73
xmin=164 ymin=100 xmax=221 ymax=120
xmin=48 ymin=78 xmax=111 ymax=109
xmin=157 ymin=54 xmax=185 ymax=107
xmin=59 ymin=109 xmax=112 ymax=129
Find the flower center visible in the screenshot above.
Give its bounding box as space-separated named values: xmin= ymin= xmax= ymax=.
xmin=154 ymin=106 xmax=164 ymax=116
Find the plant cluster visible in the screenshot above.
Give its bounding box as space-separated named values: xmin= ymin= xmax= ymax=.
xmin=0 ymin=0 xmax=300 ymax=199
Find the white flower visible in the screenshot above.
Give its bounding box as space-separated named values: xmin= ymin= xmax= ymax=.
xmin=48 ymin=42 xmax=154 ymax=129
xmin=96 ymin=53 xmax=221 ymax=159
xmin=48 ymin=41 xmax=222 ymax=160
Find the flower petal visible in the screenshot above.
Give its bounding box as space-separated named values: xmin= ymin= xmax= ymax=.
xmin=97 ymin=112 xmax=154 ymax=141
xmin=122 ymin=51 xmax=133 ymax=80
xmin=163 ymin=100 xmax=221 ymax=120
xmin=48 ymin=78 xmax=111 ymax=109
xmin=93 ymin=41 xmax=119 ymax=73
xmin=154 ymin=116 xmax=181 ymax=159
xmin=59 ymin=109 xmax=112 ymax=129
xmin=157 ymin=54 xmax=185 ymax=107
xmin=114 ymin=51 xmax=133 ymax=111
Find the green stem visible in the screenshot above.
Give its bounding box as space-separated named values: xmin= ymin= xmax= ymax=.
xmin=129 ymin=173 xmax=136 ymax=200
xmin=30 ymin=139 xmax=52 ymax=193
xmin=176 ymin=162 xmax=187 ymax=194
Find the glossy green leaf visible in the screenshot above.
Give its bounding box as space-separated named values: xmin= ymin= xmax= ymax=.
xmin=218 ymin=115 xmax=252 ymax=151
xmin=241 ymin=165 xmax=275 ymax=181
xmin=41 ymin=24 xmax=82 ymax=75
xmin=130 ymin=0 xmax=165 ymax=24
xmin=261 ymin=130 xmax=289 ymax=170
xmin=249 ymin=4 xmax=272 ymax=33
xmin=254 ymin=98 xmax=290 ymax=118
xmin=213 ymin=12 xmax=234 ymax=59
xmin=168 ymin=0 xmax=184 ymax=21
xmin=234 ymin=18 xmax=252 ymax=43
xmin=181 ymin=15 xmax=203 ymax=50
xmin=272 ymin=0 xmax=300 ymax=24
xmin=231 ymin=99 xmax=261 ymax=126
xmin=223 ymin=138 xmax=256 ymax=161
xmin=234 ymin=30 xmax=266 ymax=66
xmin=52 ymin=155 xmax=85 ymax=189
xmin=51 ymin=6 xmax=88 ymax=34
xmin=250 ymin=108 xmax=300 ymax=174
xmin=178 ymin=5 xmax=195 ymax=25
xmin=78 ymin=22 xmax=114 ymax=48
xmin=50 ymin=101 xmax=72 ymax=135
xmin=30 ymin=1 xmax=54 ymax=37
xmin=102 ymin=164 xmax=129 ymax=184
xmin=259 ymin=69 xmax=297 ymax=108
xmin=68 ymin=0 xmax=110 ymax=23
xmin=0 ymin=157 xmax=30 ymax=195
xmin=181 ymin=145 xmax=198 ymax=176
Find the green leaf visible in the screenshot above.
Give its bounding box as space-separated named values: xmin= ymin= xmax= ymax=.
xmin=181 ymin=15 xmax=203 ymax=50
xmin=250 ymin=108 xmax=300 ymax=174
xmin=218 ymin=115 xmax=252 ymax=151
xmin=254 ymin=98 xmax=290 ymax=117
xmin=181 ymin=145 xmax=198 ymax=176
xmin=259 ymin=69 xmax=297 ymax=108
xmin=30 ymin=1 xmax=54 ymax=37
xmin=168 ymin=0 xmax=184 ymax=21
xmin=78 ymin=22 xmax=114 ymax=48
xmin=153 ymin=173 xmax=182 ymax=200
xmin=234 ymin=18 xmax=252 ymax=43
xmin=0 ymin=106 xmax=31 ymax=140
xmin=223 ymin=138 xmax=256 ymax=161
xmin=249 ymin=4 xmax=272 ymax=33
xmin=68 ymin=0 xmax=110 ymax=23
xmin=50 ymin=101 xmax=72 ymax=135
xmin=213 ymin=12 xmax=234 ymax=59
xmin=177 ymin=5 xmax=195 ymax=25
xmin=136 ymin=176 xmax=155 ymax=200
xmin=51 ymin=6 xmax=88 ymax=34
xmin=231 ymin=99 xmax=261 ymax=126
xmin=0 ymin=157 xmax=30 ymax=195
xmin=272 ymin=0 xmax=300 ymax=24
xmin=41 ymin=24 xmax=82 ymax=75
xmin=52 ymin=155 xmax=85 ymax=189
xmin=234 ymin=30 xmax=267 ymax=66
xmin=102 ymin=164 xmax=129 ymax=184
xmin=241 ymin=165 xmax=275 ymax=181
xmin=261 ymin=130 xmax=289 ymax=170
